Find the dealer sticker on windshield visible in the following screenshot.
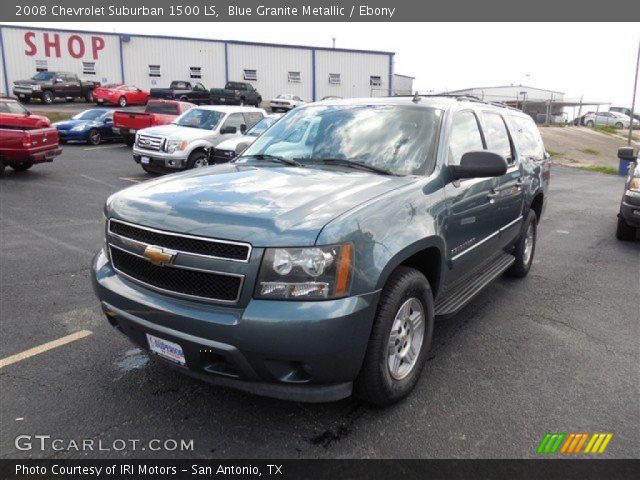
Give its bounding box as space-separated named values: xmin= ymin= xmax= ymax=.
xmin=146 ymin=334 xmax=186 ymax=365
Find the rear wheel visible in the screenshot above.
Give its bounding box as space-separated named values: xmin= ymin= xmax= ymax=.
xmin=616 ymin=216 xmax=636 ymax=241
xmin=9 ymin=162 xmax=33 ymax=172
xmin=179 ymin=96 xmax=189 ymax=102
xmin=355 ymin=266 xmax=434 ymax=406
xmin=118 ymin=96 xmax=127 ymax=108
xmin=615 ymin=122 xmax=624 ymax=129
xmin=42 ymin=91 xmax=54 ymax=105
xmin=87 ymin=129 xmax=101 ymax=145
xmin=586 ymin=120 xmax=594 ymax=127
xmin=186 ymin=151 xmax=208 ymax=169
xmin=85 ymin=91 xmax=93 ymax=102
xmin=506 ymin=210 xmax=537 ymax=278
xmin=123 ymin=135 xmax=135 ymax=147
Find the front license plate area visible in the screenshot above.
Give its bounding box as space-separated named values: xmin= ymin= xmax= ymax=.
xmin=141 ymin=156 xmax=150 ymax=164
xmin=146 ymin=334 xmax=186 ymax=365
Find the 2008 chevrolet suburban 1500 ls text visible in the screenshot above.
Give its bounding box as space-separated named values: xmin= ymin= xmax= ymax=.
xmin=92 ymin=96 xmax=550 ymax=405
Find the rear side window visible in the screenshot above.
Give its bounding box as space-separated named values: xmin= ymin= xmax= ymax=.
xmin=448 ymin=111 xmax=484 ymax=166
xmin=243 ymin=112 xmax=264 ymax=129
xmin=483 ymin=111 xmax=513 ymax=164
xmin=509 ymin=115 xmax=545 ymax=161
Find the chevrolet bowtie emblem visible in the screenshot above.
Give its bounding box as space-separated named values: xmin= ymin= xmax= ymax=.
xmin=143 ymin=245 xmax=175 ymax=266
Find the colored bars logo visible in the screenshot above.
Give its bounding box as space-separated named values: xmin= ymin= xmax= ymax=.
xmin=537 ymin=433 xmax=613 ymax=454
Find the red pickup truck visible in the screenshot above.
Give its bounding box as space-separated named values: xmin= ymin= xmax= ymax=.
xmin=0 ymin=127 xmax=62 ymax=175
xmin=113 ymin=100 xmax=194 ymax=146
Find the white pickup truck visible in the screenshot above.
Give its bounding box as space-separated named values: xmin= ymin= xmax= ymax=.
xmin=132 ymin=105 xmax=266 ymax=173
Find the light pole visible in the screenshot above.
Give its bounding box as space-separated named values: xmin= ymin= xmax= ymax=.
xmin=628 ymin=38 xmax=640 ymax=146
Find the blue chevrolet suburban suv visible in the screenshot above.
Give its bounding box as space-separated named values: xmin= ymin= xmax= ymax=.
xmin=92 ymin=96 xmax=551 ymax=405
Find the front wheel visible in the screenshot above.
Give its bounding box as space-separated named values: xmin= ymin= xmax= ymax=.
xmin=85 ymin=91 xmax=93 ymax=102
xmin=42 ymin=91 xmax=54 ymax=105
xmin=506 ymin=210 xmax=537 ymax=278
xmin=586 ymin=120 xmax=594 ymax=127
xmin=616 ymin=216 xmax=636 ymax=241
xmin=615 ymin=122 xmax=624 ymax=129
xmin=186 ymin=151 xmax=208 ymax=169
xmin=87 ymin=129 xmax=101 ymax=145
xmin=9 ymin=162 xmax=33 ymax=172
xmin=355 ymin=266 xmax=434 ymax=406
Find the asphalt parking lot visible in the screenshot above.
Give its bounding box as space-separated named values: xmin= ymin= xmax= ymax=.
xmin=0 ymin=145 xmax=638 ymax=459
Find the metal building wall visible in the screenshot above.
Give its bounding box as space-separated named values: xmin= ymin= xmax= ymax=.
xmin=1 ymin=26 xmax=122 ymax=88
xmin=315 ymin=50 xmax=391 ymax=100
xmin=227 ymin=44 xmax=313 ymax=103
xmin=393 ymin=74 xmax=414 ymax=95
xmin=121 ymin=35 xmax=226 ymax=91
xmin=0 ymin=28 xmax=6 ymax=95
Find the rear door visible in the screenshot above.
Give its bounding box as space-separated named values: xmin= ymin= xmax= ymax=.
xmin=442 ymin=109 xmax=500 ymax=278
xmin=482 ymin=110 xmax=524 ymax=246
xmin=65 ymin=74 xmax=82 ymax=98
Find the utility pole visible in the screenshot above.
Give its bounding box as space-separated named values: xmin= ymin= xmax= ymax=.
xmin=628 ymin=38 xmax=640 ymax=146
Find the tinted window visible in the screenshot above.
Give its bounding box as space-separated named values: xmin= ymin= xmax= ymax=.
xmin=175 ymin=108 xmax=224 ymax=130
xmin=483 ymin=111 xmax=513 ymax=163
xmin=32 ymin=72 xmax=54 ymax=81
xmin=243 ymin=112 xmax=264 ymax=129
xmin=2 ymin=101 xmax=28 ymax=115
xmin=243 ymin=105 xmax=442 ymax=175
xmin=509 ymin=115 xmax=545 ymax=161
xmin=222 ymin=113 xmax=246 ymax=132
xmin=146 ymin=102 xmax=179 ymax=115
xmin=448 ymin=111 xmax=484 ymax=166
xmin=246 ymin=116 xmax=279 ymax=136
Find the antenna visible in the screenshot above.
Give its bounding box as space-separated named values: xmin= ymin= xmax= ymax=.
xmin=412 ymin=91 xmax=421 ymax=104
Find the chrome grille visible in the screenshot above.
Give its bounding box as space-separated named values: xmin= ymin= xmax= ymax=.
xmin=136 ymin=134 xmax=164 ymax=151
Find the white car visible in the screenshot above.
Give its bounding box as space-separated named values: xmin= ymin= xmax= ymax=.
xmin=210 ymin=113 xmax=283 ymax=163
xmin=132 ymin=105 xmax=266 ymax=173
xmin=269 ymin=94 xmax=305 ymax=112
xmin=583 ymin=111 xmax=639 ymax=129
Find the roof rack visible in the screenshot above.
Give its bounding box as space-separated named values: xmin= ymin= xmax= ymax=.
xmin=395 ymin=93 xmax=522 ymax=111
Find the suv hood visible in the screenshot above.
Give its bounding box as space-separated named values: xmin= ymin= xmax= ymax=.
xmin=108 ymin=164 xmax=416 ymax=246
xmin=139 ymin=124 xmax=215 ymax=140
xmin=15 ymin=78 xmax=47 ymax=86
xmin=215 ymin=135 xmax=255 ymax=151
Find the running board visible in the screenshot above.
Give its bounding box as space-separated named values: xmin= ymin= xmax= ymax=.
xmin=434 ymin=253 xmax=515 ymax=316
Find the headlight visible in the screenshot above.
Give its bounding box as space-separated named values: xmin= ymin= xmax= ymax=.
xmin=31 ymin=85 xmax=41 ymax=91
xmin=165 ymin=139 xmax=187 ymax=153
xmin=255 ymin=244 xmax=353 ymax=300
xmin=628 ymin=177 xmax=640 ymax=193
xmin=71 ymin=124 xmax=86 ymax=132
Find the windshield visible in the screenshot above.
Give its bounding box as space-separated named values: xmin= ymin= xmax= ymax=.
xmin=32 ymin=72 xmax=55 ymax=81
xmin=241 ymin=105 xmax=442 ymax=175
xmin=174 ymin=109 xmax=224 ymax=130
xmin=73 ymin=110 xmax=108 ymax=121
xmin=246 ymin=117 xmax=279 ymax=137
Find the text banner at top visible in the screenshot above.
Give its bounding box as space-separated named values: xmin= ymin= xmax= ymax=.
xmin=2 ymin=0 xmax=640 ymax=22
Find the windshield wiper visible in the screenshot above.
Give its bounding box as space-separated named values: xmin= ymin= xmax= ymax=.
xmin=237 ymin=154 xmax=302 ymax=167
xmin=297 ymin=158 xmax=395 ymax=175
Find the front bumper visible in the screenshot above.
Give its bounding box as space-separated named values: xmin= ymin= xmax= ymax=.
xmin=133 ymin=149 xmax=188 ymax=171
xmin=91 ymin=249 xmax=378 ymax=402
xmin=620 ymin=195 xmax=640 ymax=227
xmin=57 ymin=129 xmax=88 ymax=142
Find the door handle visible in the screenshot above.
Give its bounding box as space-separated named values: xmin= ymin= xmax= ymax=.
xmin=487 ymin=189 xmax=499 ymax=203
xmin=515 ymin=178 xmax=524 ymax=190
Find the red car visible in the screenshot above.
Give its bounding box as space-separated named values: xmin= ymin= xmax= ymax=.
xmin=0 ymin=126 xmax=61 ymax=175
xmin=113 ymin=100 xmax=194 ymax=146
xmin=0 ymin=97 xmax=50 ymax=128
xmin=93 ymin=84 xmax=149 ymax=108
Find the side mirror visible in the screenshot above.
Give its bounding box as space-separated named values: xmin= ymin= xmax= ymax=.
xmin=449 ymin=151 xmax=508 ymax=181
xmin=104 ymin=117 xmax=113 ymax=124
xmin=618 ymin=147 xmax=636 ymax=161
xmin=55 ymin=78 xmax=64 ymax=84
xmin=220 ymin=126 xmax=237 ymax=134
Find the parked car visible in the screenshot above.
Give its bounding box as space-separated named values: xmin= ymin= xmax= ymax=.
xmin=209 ymin=113 xmax=282 ymax=163
xmin=0 ymin=97 xmax=50 ymax=128
xmin=610 ymin=107 xmax=640 ymax=122
xmin=321 ymin=95 xmax=343 ymax=100
xmin=583 ymin=111 xmax=639 ymax=129
xmin=113 ymin=100 xmax=195 ymax=146
xmin=132 ymin=106 xmax=265 ymax=173
xmin=210 ymin=82 xmax=262 ymax=106
xmin=52 ymin=109 xmax=118 ymax=145
xmin=12 ymin=71 xmax=100 ymax=104
xmin=93 ymin=84 xmax=149 ymax=107
xmin=0 ymin=126 xmax=61 ymax=175
xmin=149 ymin=81 xmax=210 ymax=105
xmin=92 ymin=96 xmax=550 ymax=405
xmin=616 ymin=147 xmax=639 ymax=241
xmin=269 ymin=94 xmax=305 ymax=112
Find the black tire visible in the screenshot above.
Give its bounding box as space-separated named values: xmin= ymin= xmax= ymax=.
xmin=123 ymin=135 xmax=135 ymax=147
xmin=586 ymin=120 xmax=594 ymax=127
xmin=18 ymin=97 xmax=30 ymax=104
xmin=506 ymin=210 xmax=538 ymax=278
xmin=85 ymin=91 xmax=93 ymax=102
xmin=0 ymin=159 xmax=5 ymax=176
xmin=239 ymin=98 xmax=246 ymax=106
xmin=87 ymin=129 xmax=101 ymax=145
xmin=186 ymin=150 xmax=208 ymax=169
xmin=118 ymin=96 xmax=127 ymax=108
xmin=256 ymin=97 xmax=262 ymax=107
xmin=9 ymin=162 xmax=33 ymax=172
xmin=616 ymin=216 xmax=636 ymax=241
xmin=615 ymin=122 xmax=624 ymax=129
xmin=65 ymin=98 xmax=74 ymax=103
xmin=179 ymin=96 xmax=189 ymax=102
xmin=141 ymin=164 xmax=160 ymax=175
xmin=355 ymin=266 xmax=435 ymax=406
xmin=42 ymin=91 xmax=54 ymax=105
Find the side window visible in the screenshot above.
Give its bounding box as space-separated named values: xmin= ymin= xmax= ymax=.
xmin=223 ymin=113 xmax=246 ymax=133
xmin=243 ymin=112 xmax=264 ymax=129
xmin=483 ymin=111 xmax=513 ymax=164
xmin=509 ymin=115 xmax=545 ymax=161
xmin=448 ymin=111 xmax=484 ymax=166
xmin=194 ymin=83 xmax=205 ymax=91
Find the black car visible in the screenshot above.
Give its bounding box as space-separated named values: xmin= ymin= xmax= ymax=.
xmin=12 ymin=71 xmax=100 ymax=104
xmin=617 ymin=147 xmax=640 ymax=240
xmin=149 ymin=81 xmax=210 ymax=105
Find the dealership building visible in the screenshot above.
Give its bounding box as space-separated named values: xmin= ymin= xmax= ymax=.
xmin=0 ymin=25 xmax=398 ymax=103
